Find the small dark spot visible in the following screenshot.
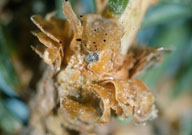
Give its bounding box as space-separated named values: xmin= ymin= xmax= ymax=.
xmin=105 ymin=33 xmax=108 ymax=35
xmin=66 ymin=128 xmax=80 ymax=135
xmin=104 ymin=40 xmax=106 ymax=42
xmin=95 ymin=45 xmax=97 ymax=47
xmin=76 ymin=38 xmax=81 ymax=42
xmin=93 ymin=42 xmax=96 ymax=44
xmin=52 ymin=104 xmax=59 ymax=115
xmin=65 ymin=0 xmax=68 ymax=1
xmin=59 ymin=41 xmax=62 ymax=44
xmin=60 ymin=123 xmax=65 ymax=129
xmin=80 ymin=15 xmax=83 ymax=18
xmin=94 ymin=29 xmax=96 ymax=32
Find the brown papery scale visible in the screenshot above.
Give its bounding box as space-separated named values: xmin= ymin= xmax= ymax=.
xmin=29 ymin=0 xmax=165 ymax=134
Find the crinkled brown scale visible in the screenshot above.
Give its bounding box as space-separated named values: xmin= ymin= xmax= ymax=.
xmin=30 ymin=0 xmax=165 ymax=134
xmin=31 ymin=13 xmax=72 ymax=70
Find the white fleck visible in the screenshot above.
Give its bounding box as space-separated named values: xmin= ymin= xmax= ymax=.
xmin=44 ymin=50 xmax=49 ymax=59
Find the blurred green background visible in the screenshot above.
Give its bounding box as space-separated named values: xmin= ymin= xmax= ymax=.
xmin=0 ymin=0 xmax=192 ymax=134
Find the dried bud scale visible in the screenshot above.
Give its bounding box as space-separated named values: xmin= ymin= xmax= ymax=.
xmin=29 ymin=0 xmax=164 ymax=134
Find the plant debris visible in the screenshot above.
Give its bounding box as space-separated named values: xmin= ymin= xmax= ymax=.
xmin=29 ymin=0 xmax=166 ymax=134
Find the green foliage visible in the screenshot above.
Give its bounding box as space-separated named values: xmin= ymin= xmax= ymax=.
xmin=106 ymin=0 xmax=129 ymax=15
xmin=141 ymin=21 xmax=191 ymax=90
xmin=140 ymin=0 xmax=192 ymax=97
xmin=0 ymin=25 xmax=19 ymax=97
xmin=0 ymin=99 xmax=22 ymax=133
xmin=142 ymin=4 xmax=192 ymax=29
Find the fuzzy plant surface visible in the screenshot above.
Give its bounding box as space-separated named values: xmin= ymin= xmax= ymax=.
xmin=28 ymin=0 xmax=166 ymax=135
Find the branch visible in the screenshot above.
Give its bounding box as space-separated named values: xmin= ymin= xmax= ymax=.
xmin=119 ymin=0 xmax=158 ymax=54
